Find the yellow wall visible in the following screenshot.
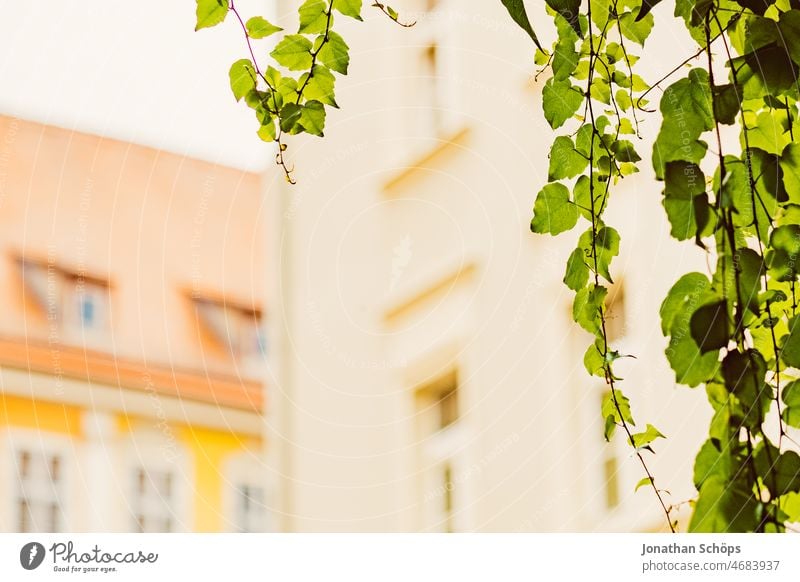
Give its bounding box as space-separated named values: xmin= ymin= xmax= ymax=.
xmin=0 ymin=394 xmax=83 ymax=437
xmin=180 ymin=426 xmax=251 ymax=532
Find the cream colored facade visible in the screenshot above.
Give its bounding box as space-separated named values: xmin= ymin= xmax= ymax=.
xmin=265 ymin=0 xmax=712 ymax=531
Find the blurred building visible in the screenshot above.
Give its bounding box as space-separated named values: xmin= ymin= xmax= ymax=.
xmin=266 ymin=0 xmax=710 ymax=532
xmin=0 ymin=115 xmax=271 ymax=532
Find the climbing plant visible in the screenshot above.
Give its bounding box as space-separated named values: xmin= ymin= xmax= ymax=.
xmin=194 ymin=0 xmax=407 ymax=183
xmin=505 ymin=0 xmax=800 ymax=532
xmin=196 ymin=0 xmax=800 ymax=532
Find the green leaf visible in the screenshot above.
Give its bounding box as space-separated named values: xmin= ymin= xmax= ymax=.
xmin=195 ymin=0 xmax=228 ymax=30
xmin=530 ymin=183 xmax=579 ymax=235
xmin=781 ymin=316 xmax=800 ymax=368
xmin=659 ymin=272 xmax=710 ymax=335
xmin=781 ymin=143 xmax=800 ymax=204
xmin=573 ymin=285 xmax=608 ymax=335
xmin=271 ymin=35 xmax=314 ymax=71
xmin=500 ymin=0 xmax=543 ymax=49
xmin=257 ymin=118 xmax=277 ymax=142
xmin=611 ymin=140 xmax=640 ymax=163
xmin=583 ymin=339 xmax=606 ymax=377
xmin=689 ymin=475 xmax=759 ymax=532
xmin=298 ymin=0 xmax=329 ymax=34
xmin=652 ymin=70 xmax=713 ymax=179
xmin=619 ymin=11 xmax=654 ymax=46
xmin=736 ymin=248 xmax=764 ymax=315
xmin=601 ymin=389 xmax=634 ymax=441
xmin=578 ymin=226 xmax=620 ymax=283
xmin=722 ymin=349 xmax=769 ymax=421
xmin=631 ymin=424 xmax=665 ymax=449
xmin=712 ymin=84 xmax=741 ymax=125
xmin=294 ymin=100 xmax=326 ymax=136
xmin=229 ymin=59 xmax=257 ymax=102
xmin=542 ymin=79 xmax=584 ymax=129
xmin=334 ymin=0 xmax=363 ymax=20
xmin=317 ymin=31 xmax=350 ymax=75
xmin=693 ymin=439 xmax=733 ymax=489
xmin=689 ymin=300 xmax=729 ymax=354
xmin=279 ymin=102 xmax=303 ymax=132
xmin=745 ymin=110 xmax=791 ymax=156
xmin=783 ymin=380 xmax=800 ymax=407
xmin=767 ymin=225 xmax=800 ymax=282
xmin=564 ymin=247 xmax=589 ymax=291
xmin=755 ymin=443 xmax=800 ymax=497
xmin=662 ymin=273 xmax=720 ymax=387
xmin=246 ymin=16 xmax=282 ymax=38
xmin=735 ymin=0 xmax=776 ymax=15
xmin=300 ymin=65 xmax=338 ymax=107
xmin=662 ymin=161 xmax=709 ymax=241
xmin=552 ymin=35 xmax=579 ymax=81
xmin=781 ymin=10 xmax=800 ymax=66
xmin=545 ymin=0 xmax=582 ymax=36
xmin=548 ymin=136 xmax=588 ymax=180
xmin=634 ymin=476 xmax=653 ymax=492
xmin=636 ymin=0 xmax=663 ymax=21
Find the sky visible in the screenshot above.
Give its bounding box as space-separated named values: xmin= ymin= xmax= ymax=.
xmin=0 ymin=0 xmax=273 ymax=171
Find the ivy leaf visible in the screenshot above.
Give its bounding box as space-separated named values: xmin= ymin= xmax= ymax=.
xmin=781 ymin=316 xmax=800 ymax=369
xmin=298 ymin=0 xmax=329 ymax=34
xmin=619 ymin=11 xmax=654 ymax=46
xmin=583 ymin=338 xmax=606 ymax=377
xmin=552 ymin=35 xmax=580 ymax=81
xmin=611 ymin=140 xmax=640 ymax=163
xmin=746 ymin=110 xmax=791 ymax=156
xmin=542 ymin=79 xmax=584 ymax=129
xmin=660 ymin=272 xmax=711 ymax=335
xmin=299 ymin=100 xmax=326 ymax=136
xmin=736 ymin=248 xmax=764 ymax=315
xmin=317 ymin=31 xmax=350 ymax=75
xmin=661 ymin=273 xmax=720 ymax=387
xmin=663 ymin=161 xmax=709 ymax=241
xmin=573 ymin=285 xmax=608 ymax=335
xmin=601 ymin=389 xmax=634 ymax=441
xmin=781 ymin=143 xmax=800 ymax=204
xmin=781 ymin=10 xmax=800 ymax=66
xmin=636 ymin=0 xmax=663 ymax=21
xmin=755 ymin=444 xmax=800 ymax=497
xmin=712 ymin=84 xmax=741 ymax=125
xmin=631 ymin=424 xmax=665 ymax=449
xmin=721 ymin=349 xmax=769 ymax=423
xmin=693 ymin=439 xmax=732 ymax=489
xmin=530 ymin=183 xmax=579 ymax=235
xmin=257 ymin=117 xmax=277 ymax=142
xmin=735 ymin=0 xmax=776 ymax=15
xmin=271 ymin=35 xmax=314 ymax=71
xmin=334 ymin=0 xmax=363 ymax=20
xmin=564 ymin=247 xmax=589 ymax=291
xmin=279 ymin=102 xmax=303 ymax=132
xmin=229 ymin=59 xmax=257 ymax=102
xmin=578 ymin=226 xmax=620 ymax=283
xmin=689 ymin=300 xmax=730 ymax=354
xmin=689 ymin=475 xmax=759 ymax=532
xmin=545 ymin=0 xmax=582 ymax=37
xmin=246 ymin=16 xmax=282 ymax=38
xmin=548 ymin=136 xmax=588 ymax=180
xmin=500 ymin=0 xmax=543 ymax=49
xmin=195 ymin=0 xmax=228 ymax=31
xmin=300 ymin=65 xmax=338 ymax=107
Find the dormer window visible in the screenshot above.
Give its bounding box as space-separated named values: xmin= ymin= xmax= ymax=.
xmin=192 ymin=296 xmax=264 ymax=359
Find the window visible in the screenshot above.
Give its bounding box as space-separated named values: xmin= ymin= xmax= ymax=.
xmin=420 ymin=44 xmax=443 ymax=134
xmin=193 ymin=297 xmax=265 ymax=359
xmin=600 ymin=390 xmax=621 ymax=510
xmin=416 ymin=370 xmax=463 ymax=532
xmin=132 ymin=467 xmax=175 ymax=533
xmin=67 ymin=276 xmax=110 ymax=332
xmin=234 ymin=484 xmax=267 ymax=533
xmin=14 ymin=448 xmax=65 ymax=532
xmin=17 ymin=257 xmax=111 ymax=337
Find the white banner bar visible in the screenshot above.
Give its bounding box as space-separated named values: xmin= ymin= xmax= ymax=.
xmin=0 ymin=534 xmax=797 ymax=581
